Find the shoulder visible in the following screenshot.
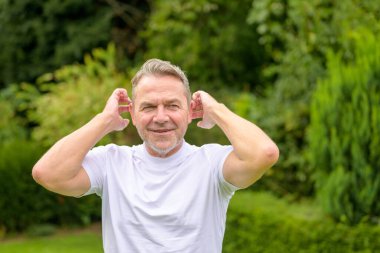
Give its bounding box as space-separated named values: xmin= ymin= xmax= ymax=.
xmin=90 ymin=143 xmax=123 ymax=152
xmin=88 ymin=143 xmax=137 ymax=157
xmin=199 ymin=143 xmax=233 ymax=154
xmin=187 ymin=143 xmax=233 ymax=160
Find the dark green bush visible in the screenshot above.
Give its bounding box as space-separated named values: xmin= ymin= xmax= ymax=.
xmin=0 ymin=0 xmax=112 ymax=88
xmin=0 ymin=140 xmax=101 ymax=233
xmin=26 ymin=223 xmax=57 ymax=237
xmin=224 ymin=191 xmax=380 ymax=252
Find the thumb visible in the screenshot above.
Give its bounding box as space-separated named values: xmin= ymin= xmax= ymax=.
xmin=197 ymin=120 xmax=214 ymax=129
xmin=116 ymin=118 xmax=130 ymax=131
xmin=123 ymin=119 xmax=130 ymax=128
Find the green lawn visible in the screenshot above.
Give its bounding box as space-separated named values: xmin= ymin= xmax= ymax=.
xmin=0 ymin=231 xmax=103 ymax=253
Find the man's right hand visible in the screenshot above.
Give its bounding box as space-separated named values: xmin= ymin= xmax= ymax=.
xmin=102 ymin=88 xmax=132 ymax=133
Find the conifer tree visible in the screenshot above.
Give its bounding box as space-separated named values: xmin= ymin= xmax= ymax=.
xmin=309 ymin=29 xmax=380 ymax=224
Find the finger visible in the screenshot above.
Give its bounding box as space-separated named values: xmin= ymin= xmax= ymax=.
xmin=113 ymin=88 xmax=131 ymax=102
xmin=119 ymin=96 xmax=132 ymax=104
xmin=192 ymin=91 xmax=201 ymax=101
xmin=112 ymin=88 xmax=127 ymax=98
xmin=190 ymin=100 xmax=196 ymax=110
xmin=118 ymin=105 xmax=131 ymax=113
xmin=191 ymin=110 xmax=203 ymax=119
xmin=191 ymin=95 xmax=203 ymax=109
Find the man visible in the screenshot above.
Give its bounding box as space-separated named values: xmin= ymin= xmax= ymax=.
xmin=32 ymin=59 xmax=279 ymax=252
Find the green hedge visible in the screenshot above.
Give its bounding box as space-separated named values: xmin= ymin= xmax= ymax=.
xmin=224 ymin=191 xmax=380 ymax=253
xmin=0 ymin=140 xmax=101 ymax=234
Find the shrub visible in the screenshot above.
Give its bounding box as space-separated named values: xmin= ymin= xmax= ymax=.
xmin=308 ymin=28 xmax=380 ymax=224
xmin=248 ymin=0 xmax=380 ymax=197
xmin=29 ymin=44 xmax=138 ymax=148
xmin=0 ymin=140 xmax=101 ymax=233
xmin=224 ymin=191 xmax=380 ymax=252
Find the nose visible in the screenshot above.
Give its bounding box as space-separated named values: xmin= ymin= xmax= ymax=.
xmin=153 ymin=105 xmax=169 ymax=123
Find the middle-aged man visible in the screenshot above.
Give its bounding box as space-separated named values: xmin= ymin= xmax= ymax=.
xmin=32 ymin=58 xmax=279 ymax=253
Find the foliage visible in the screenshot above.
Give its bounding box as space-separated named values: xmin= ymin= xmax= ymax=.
xmin=0 ymin=0 xmax=112 ymax=88
xmin=0 ymin=0 xmax=150 ymax=88
xmin=29 ymin=44 xmax=139 ymax=148
xmin=308 ymin=28 xmax=380 ymax=225
xmin=223 ymin=191 xmax=380 ymax=252
xmin=0 ymin=81 xmax=42 ymax=142
xmin=247 ymin=0 xmax=380 ymax=197
xmin=143 ymin=0 xmax=266 ymax=91
xmin=0 ymin=96 xmax=26 ymax=143
xmin=0 ymin=140 xmax=101 ymax=233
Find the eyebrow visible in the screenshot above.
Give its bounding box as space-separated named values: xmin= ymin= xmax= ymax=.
xmin=139 ymin=102 xmax=155 ymax=109
xmin=139 ymin=98 xmax=182 ymax=107
xmin=164 ymin=98 xmax=182 ymax=105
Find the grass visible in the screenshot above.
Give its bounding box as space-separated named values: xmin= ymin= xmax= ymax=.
xmin=0 ymin=225 xmax=102 ymax=253
xmin=1 ymin=191 xmax=379 ymax=252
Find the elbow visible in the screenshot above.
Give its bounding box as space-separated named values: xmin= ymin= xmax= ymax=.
xmin=263 ymin=143 xmax=280 ymax=167
xmin=32 ymin=164 xmax=43 ymax=184
xmin=32 ymin=164 xmax=49 ymax=186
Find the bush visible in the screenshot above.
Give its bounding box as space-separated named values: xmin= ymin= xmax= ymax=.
xmin=308 ymin=28 xmax=380 ymax=225
xmin=224 ymin=191 xmax=380 ymax=252
xmin=0 ymin=140 xmax=101 ymax=233
xmin=29 ymin=44 xmax=138 ymax=148
xmin=248 ymin=0 xmax=380 ymax=197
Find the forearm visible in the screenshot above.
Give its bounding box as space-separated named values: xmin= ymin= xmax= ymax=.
xmin=33 ymin=113 xmax=113 ymax=184
xmin=211 ymin=103 xmax=279 ymax=168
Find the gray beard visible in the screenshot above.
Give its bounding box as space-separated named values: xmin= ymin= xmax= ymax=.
xmin=137 ymin=127 xmax=183 ymax=157
xmin=144 ymin=141 xmax=178 ymax=157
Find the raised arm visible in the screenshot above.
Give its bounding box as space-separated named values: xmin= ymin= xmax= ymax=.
xmin=191 ymin=91 xmax=279 ymax=189
xmin=32 ymin=88 xmax=131 ymax=197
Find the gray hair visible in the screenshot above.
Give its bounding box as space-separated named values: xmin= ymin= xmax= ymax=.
xmin=131 ymin=58 xmax=191 ymax=103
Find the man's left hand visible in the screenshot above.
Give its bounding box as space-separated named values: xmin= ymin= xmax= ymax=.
xmin=191 ymin=91 xmax=219 ymax=129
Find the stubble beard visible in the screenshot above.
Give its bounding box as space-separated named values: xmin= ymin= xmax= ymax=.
xmin=137 ymin=128 xmax=183 ymax=157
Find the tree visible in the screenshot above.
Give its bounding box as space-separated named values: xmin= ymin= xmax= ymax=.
xmin=309 ymin=28 xmax=380 ymax=224
xmin=143 ymin=0 xmax=267 ymax=91
xmin=0 ymin=0 xmax=150 ymax=88
xmin=248 ymin=0 xmax=380 ymax=196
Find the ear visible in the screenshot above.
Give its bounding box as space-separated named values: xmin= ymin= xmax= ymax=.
xmin=129 ymin=103 xmax=136 ymax=126
xmin=188 ymin=100 xmax=196 ymax=123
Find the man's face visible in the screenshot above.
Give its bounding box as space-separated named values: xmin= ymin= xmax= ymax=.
xmin=131 ymin=75 xmax=192 ymax=157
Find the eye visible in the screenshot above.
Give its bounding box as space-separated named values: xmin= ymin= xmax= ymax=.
xmin=167 ymin=104 xmax=180 ymax=110
xmin=142 ymin=105 xmax=155 ymax=111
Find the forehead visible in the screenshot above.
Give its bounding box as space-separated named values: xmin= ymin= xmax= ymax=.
xmin=134 ymin=75 xmax=188 ymax=103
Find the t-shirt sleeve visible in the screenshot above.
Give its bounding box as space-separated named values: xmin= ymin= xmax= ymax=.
xmin=81 ymin=145 xmax=110 ymax=197
xmin=206 ymin=144 xmax=241 ymax=198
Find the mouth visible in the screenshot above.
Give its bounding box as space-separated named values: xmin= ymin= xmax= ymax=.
xmin=149 ymin=129 xmax=175 ymax=134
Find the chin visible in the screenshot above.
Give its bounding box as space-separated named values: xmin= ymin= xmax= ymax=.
xmin=147 ymin=141 xmax=181 ymax=157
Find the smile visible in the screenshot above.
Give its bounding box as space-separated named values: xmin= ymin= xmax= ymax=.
xmin=149 ymin=129 xmax=175 ymax=133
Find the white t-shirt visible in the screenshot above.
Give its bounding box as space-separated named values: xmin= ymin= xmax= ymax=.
xmin=82 ymin=141 xmax=239 ymax=253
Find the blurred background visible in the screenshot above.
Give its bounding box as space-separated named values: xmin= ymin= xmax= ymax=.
xmin=0 ymin=0 xmax=379 ymax=252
